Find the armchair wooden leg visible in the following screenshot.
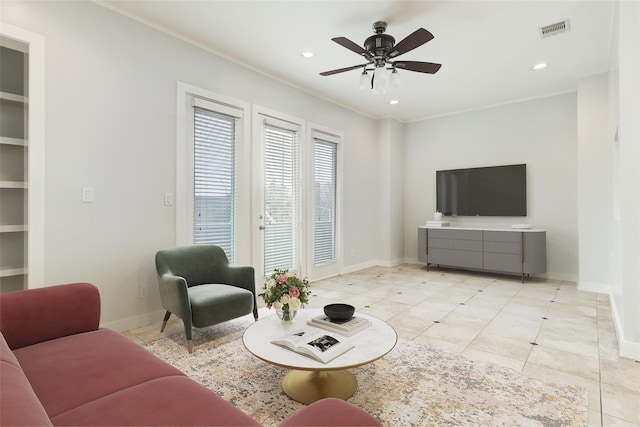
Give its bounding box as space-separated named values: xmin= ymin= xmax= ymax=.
xmin=187 ymin=340 xmax=193 ymax=354
xmin=160 ymin=311 xmax=172 ymax=332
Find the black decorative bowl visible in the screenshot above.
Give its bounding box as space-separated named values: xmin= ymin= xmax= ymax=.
xmin=323 ymin=303 xmax=355 ymax=321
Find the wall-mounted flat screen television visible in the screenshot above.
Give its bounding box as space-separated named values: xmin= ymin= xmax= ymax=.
xmin=436 ymin=164 xmax=527 ymax=216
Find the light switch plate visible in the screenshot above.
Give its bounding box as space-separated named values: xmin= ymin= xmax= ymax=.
xmin=82 ymin=187 xmax=94 ymax=203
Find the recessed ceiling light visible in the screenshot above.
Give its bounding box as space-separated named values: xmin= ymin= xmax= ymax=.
xmin=302 ymin=51 xmax=314 ymax=58
xmin=531 ymin=62 xmax=548 ymax=71
xmin=389 ymin=99 xmax=399 ymax=105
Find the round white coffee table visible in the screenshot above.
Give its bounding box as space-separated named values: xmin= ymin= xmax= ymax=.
xmin=242 ymin=309 xmax=397 ymax=404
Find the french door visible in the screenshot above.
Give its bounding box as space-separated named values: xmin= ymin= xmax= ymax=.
xmin=252 ymin=109 xmax=305 ymax=280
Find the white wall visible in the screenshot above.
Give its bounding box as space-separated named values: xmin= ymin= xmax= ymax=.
xmin=608 ymin=0 xmax=640 ymax=359
xmin=377 ymin=118 xmax=405 ymax=267
xmin=576 ymin=73 xmax=610 ymax=292
xmin=404 ymin=94 xmax=579 ymax=281
xmin=1 ymin=1 xmax=380 ymax=330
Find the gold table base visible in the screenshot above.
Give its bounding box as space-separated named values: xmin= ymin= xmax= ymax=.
xmin=281 ymin=369 xmax=357 ymax=404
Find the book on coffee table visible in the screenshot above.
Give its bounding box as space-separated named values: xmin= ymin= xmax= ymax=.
xmin=307 ymin=315 xmax=371 ymax=336
xmin=271 ymin=329 xmax=354 ymax=364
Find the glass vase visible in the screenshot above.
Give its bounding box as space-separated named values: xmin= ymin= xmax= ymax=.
xmin=276 ymin=309 xmax=297 ymax=322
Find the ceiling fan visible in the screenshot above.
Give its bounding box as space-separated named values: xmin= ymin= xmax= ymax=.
xmin=320 ymin=21 xmax=441 ymax=91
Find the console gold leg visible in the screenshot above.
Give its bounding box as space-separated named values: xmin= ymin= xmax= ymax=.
xmin=160 ymin=320 xmax=168 ymax=332
xmin=187 ymin=340 xmax=193 ymax=354
xmin=282 ymin=370 xmax=357 ymax=404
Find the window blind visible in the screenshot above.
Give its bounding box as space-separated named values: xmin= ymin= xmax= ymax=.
xmin=314 ymin=138 xmax=337 ymax=265
xmin=263 ymin=122 xmax=300 ymax=274
xmin=193 ymin=107 xmax=236 ymax=262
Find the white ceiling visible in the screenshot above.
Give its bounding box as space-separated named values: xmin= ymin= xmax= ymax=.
xmin=99 ymin=1 xmax=614 ymax=122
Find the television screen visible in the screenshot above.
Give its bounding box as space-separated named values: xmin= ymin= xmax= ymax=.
xmin=436 ymin=164 xmax=526 ymax=217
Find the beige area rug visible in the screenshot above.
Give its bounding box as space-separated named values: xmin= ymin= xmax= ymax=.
xmin=144 ymin=321 xmax=587 ymax=427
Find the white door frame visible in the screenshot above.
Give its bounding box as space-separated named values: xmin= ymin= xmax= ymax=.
xmin=251 ymin=105 xmax=307 ymax=281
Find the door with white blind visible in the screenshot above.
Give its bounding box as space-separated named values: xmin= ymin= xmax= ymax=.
xmin=252 ymin=110 xmax=305 ymax=280
xmin=306 ymin=129 xmax=342 ymax=280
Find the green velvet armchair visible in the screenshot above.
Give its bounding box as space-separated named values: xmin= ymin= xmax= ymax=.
xmin=155 ymin=245 xmax=258 ymax=353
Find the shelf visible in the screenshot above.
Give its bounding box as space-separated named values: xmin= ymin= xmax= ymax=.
xmin=0 ymin=266 xmax=27 ymax=278
xmin=0 ymin=225 xmax=27 ymax=232
xmin=0 ymin=91 xmax=27 ymax=103
xmin=1 ymin=35 xmax=31 ymax=293
xmin=0 ymin=181 xmax=27 ymax=189
xmin=0 ymin=137 xmax=27 ymax=146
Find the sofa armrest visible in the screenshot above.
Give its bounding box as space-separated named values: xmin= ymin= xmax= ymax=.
xmin=0 ymin=283 xmax=100 ymax=350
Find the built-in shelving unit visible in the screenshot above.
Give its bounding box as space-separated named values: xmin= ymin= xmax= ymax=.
xmin=0 ymin=39 xmax=29 ymax=293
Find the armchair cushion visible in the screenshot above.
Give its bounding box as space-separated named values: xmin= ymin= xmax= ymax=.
xmin=188 ymin=284 xmax=254 ymax=328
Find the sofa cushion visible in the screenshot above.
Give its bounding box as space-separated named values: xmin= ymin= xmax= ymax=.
xmin=0 ymin=333 xmax=52 ymax=426
xmin=279 ymin=398 xmax=382 ymax=426
xmin=50 ymin=376 xmax=260 ymax=426
xmin=13 ymin=328 xmax=185 ymax=418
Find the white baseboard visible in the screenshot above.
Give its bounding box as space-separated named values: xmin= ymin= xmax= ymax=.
xmin=376 ymin=258 xmax=405 ymax=268
xmin=101 ymin=309 xmax=166 ymax=333
xmin=610 ymin=297 xmax=640 ymax=360
xmin=577 ymin=280 xmax=611 ymax=293
xmin=620 ymin=339 xmax=640 ymax=361
xmin=341 ymin=260 xmax=378 ymax=275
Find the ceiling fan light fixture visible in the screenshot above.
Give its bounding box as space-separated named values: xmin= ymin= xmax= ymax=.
xmin=358 ymin=70 xmax=369 ymax=90
xmin=390 ymin=69 xmax=401 ymax=89
xmin=372 ymin=66 xmax=388 ymax=94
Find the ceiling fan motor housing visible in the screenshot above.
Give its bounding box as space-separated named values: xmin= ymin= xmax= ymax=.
xmin=364 ymin=33 xmax=395 ymax=64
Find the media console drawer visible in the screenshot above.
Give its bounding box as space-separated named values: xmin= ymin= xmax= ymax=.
xmin=428 ymin=248 xmax=483 ymax=269
xmin=428 ymin=228 xmax=482 ymax=241
xmin=429 ymin=238 xmax=483 ymax=251
xmin=417 ymin=227 xmax=546 ymax=282
xmin=483 ymin=241 xmax=521 ymax=255
xmin=483 ymin=231 xmax=521 ymax=243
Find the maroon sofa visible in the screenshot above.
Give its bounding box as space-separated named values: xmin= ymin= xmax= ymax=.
xmin=0 ymin=283 xmax=381 ymax=426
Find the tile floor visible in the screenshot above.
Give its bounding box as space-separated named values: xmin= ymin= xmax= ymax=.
xmin=126 ymin=264 xmax=640 ymax=427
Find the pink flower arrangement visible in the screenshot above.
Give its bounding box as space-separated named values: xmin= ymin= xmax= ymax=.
xmin=260 ymin=268 xmax=310 ymax=313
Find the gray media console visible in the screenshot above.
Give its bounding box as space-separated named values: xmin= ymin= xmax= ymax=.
xmin=418 ymin=226 xmax=546 ymax=282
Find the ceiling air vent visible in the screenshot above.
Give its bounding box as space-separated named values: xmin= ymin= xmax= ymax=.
xmin=539 ymin=20 xmax=570 ymax=38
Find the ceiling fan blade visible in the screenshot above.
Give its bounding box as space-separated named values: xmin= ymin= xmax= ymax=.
xmin=387 ymin=28 xmax=434 ymax=58
xmin=319 ymin=63 xmax=369 ymax=76
xmin=393 ymin=60 xmax=442 ymax=74
xmin=332 ymin=37 xmax=371 ymax=58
